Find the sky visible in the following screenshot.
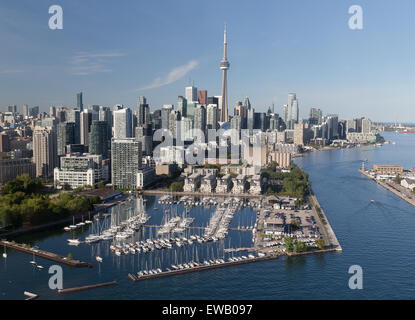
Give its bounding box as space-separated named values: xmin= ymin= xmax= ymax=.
xmin=1 ymin=0 xmax=415 ymax=122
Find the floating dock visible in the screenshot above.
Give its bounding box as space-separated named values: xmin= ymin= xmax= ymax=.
xmin=0 ymin=240 xmax=93 ymax=268
xmin=58 ymin=281 xmax=118 ymax=294
xmin=128 ymin=255 xmax=280 ymax=282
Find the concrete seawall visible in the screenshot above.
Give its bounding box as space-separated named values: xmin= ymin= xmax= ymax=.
xmin=310 ymin=193 xmax=342 ymax=252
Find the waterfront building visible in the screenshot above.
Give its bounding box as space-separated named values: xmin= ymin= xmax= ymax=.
xmin=200 ymin=173 xmax=217 ymax=193
xmin=54 ymin=153 xmax=107 ymax=189
xmin=136 ymin=166 xmax=156 ymax=190
xmin=232 ymin=174 xmax=247 ymax=194
xmin=373 ymin=164 xmax=404 ymax=175
xmin=268 ymin=152 xmax=292 ymax=168
xmin=111 ymin=138 xmax=142 ymax=189
xmin=0 ymin=158 xmax=36 ymax=184
xmin=346 ymin=119 xmax=357 ymax=133
xmin=216 ymin=174 xmax=232 ymax=193
xmin=249 ymin=175 xmax=262 ymax=195
xmin=346 ymin=132 xmax=379 ymax=143
xmin=183 ymin=172 xmax=202 ymax=192
xmin=401 ymin=178 xmax=415 ymax=190
xmin=362 ymin=118 xmax=372 ymax=133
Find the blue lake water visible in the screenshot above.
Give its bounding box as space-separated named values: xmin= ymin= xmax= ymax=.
xmin=1 ymin=131 xmax=415 ymax=300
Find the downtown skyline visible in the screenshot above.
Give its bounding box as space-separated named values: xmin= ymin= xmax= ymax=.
xmin=1 ymin=1 xmax=415 ymax=122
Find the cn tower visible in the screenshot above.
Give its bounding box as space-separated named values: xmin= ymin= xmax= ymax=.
xmin=220 ymin=25 xmax=230 ymax=122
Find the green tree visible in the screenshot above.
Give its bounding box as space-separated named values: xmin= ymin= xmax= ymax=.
xmin=293 ymin=240 xmax=307 ymax=253
xmin=169 ymin=181 xmax=184 ymax=192
xmin=284 ymin=237 xmax=293 ymax=252
xmin=316 ymin=239 xmax=325 ymax=250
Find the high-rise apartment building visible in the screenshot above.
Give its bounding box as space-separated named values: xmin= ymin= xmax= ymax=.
xmin=111 ymin=138 xmax=142 ymax=189
xmin=33 ymin=126 xmax=57 ymax=178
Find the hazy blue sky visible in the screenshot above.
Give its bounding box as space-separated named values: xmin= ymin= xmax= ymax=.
xmin=1 ymin=0 xmax=415 ymax=122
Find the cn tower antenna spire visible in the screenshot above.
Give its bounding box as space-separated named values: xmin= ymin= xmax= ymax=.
xmin=220 ymin=24 xmax=230 ymax=122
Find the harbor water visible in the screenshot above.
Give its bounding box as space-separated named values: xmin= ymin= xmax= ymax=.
xmin=1 ymin=132 xmax=415 ymax=299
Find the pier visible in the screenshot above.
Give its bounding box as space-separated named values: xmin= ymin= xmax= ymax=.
xmin=0 ymin=240 xmax=93 ymax=268
xmin=128 ymin=254 xmax=281 ymax=283
xmin=145 ymin=225 xmax=253 ymax=232
xmin=58 ymin=281 xmax=118 ymax=294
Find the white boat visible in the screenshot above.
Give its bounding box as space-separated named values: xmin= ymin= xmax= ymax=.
xmin=2 ymin=245 xmax=6 ymax=259
xmin=63 ymin=227 xmax=71 ymax=232
xmin=37 ymin=265 xmax=44 ymax=270
xmin=96 ymin=256 xmax=103 ymax=263
xmin=67 ymin=239 xmax=80 ymax=245
xmin=30 ymin=253 xmax=36 ymax=265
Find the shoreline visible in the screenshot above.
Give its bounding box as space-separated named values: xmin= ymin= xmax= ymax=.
xmin=359 ymin=169 xmax=415 ymax=207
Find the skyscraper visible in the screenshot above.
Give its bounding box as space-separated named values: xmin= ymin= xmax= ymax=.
xmin=80 ymin=109 xmax=97 ymax=146
xmin=111 ymin=138 xmax=142 ymax=189
xmin=57 ymin=122 xmax=76 ymax=156
xmin=66 ymin=109 xmax=81 ymax=144
xmin=207 ymin=104 xmax=218 ymax=130
xmin=136 ymin=96 xmax=150 ymax=126
xmin=185 ymin=86 xmax=197 ymax=102
xmin=113 ymin=108 xmax=132 ymax=139
xmin=33 ymin=126 xmax=57 ymax=178
xmin=309 ymin=108 xmax=323 ymax=125
xmin=77 ymin=92 xmax=83 ymax=110
xmin=161 ymin=105 xmax=173 ymax=130
xmin=89 ymin=120 xmax=109 ymax=157
xmin=286 ymin=93 xmax=299 ymax=129
xmin=219 ymin=26 xmax=230 ymax=123
xmin=197 ymin=90 xmax=207 ymax=105
xmin=194 ymin=104 xmax=206 ymax=137
xmin=178 ymin=96 xmax=187 ymax=118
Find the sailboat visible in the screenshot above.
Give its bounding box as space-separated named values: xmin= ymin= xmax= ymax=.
xmin=2 ymin=245 xmax=7 ymax=259
xmin=96 ymin=256 xmax=103 ymax=263
xmin=69 ymin=216 xmax=77 ymax=229
xmin=30 ymin=253 xmax=36 ymax=265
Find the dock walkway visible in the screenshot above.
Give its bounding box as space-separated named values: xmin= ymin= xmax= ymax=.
xmin=129 ymin=254 xmax=280 ymax=282
xmin=0 ymin=240 xmax=93 ymax=268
